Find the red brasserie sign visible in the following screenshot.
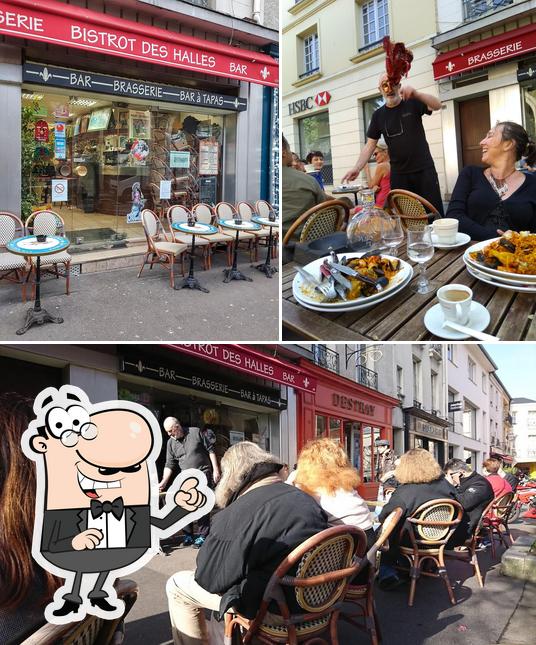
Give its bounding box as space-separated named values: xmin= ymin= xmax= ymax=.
xmin=167 ymin=344 xmax=317 ymax=393
xmin=0 ymin=0 xmax=278 ymax=87
xmin=433 ymin=24 xmax=536 ymax=80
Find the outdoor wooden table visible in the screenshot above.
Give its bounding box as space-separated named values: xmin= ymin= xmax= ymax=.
xmin=7 ymin=234 xmax=70 ymax=336
xmin=282 ymin=242 xmax=536 ymax=341
xmin=171 ymin=221 xmax=218 ymax=293
xmin=251 ymin=214 xmax=278 ymax=278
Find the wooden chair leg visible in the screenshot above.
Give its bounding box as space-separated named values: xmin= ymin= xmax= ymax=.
xmin=329 ymin=610 xmax=340 ymax=645
xmin=138 ymin=254 xmax=149 ymax=278
xmin=169 ymin=255 xmax=174 ymax=289
xmin=408 ymin=556 xmax=419 ymax=607
xmin=438 ymin=551 xmax=456 ymax=605
xmin=471 ymin=548 xmax=484 ymax=588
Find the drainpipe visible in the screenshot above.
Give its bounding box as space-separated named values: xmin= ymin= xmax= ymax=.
xmin=252 ymin=0 xmax=261 ymax=23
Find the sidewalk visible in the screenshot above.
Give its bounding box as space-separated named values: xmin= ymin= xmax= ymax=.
xmin=124 ymin=519 xmax=536 ymax=644
xmin=0 ymin=253 xmax=279 ymax=341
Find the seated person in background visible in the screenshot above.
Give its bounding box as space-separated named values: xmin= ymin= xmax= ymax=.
xmin=446 ymin=121 xmax=536 ymax=240
xmin=305 ymin=150 xmax=325 ymax=189
xmin=500 ymin=463 xmax=520 ymax=492
xmin=0 ymin=393 xmax=61 ymax=645
xmin=291 ymin=152 xmax=305 ymax=172
xmin=166 ymin=441 xmax=328 ymax=645
xmin=377 ymin=448 xmax=458 ymax=589
xmin=293 ymin=438 xmax=375 ymax=548
xmin=443 ymin=458 xmax=494 ymax=547
xmin=364 ymin=139 xmax=391 ymax=208
xmin=483 ymin=457 xmax=513 ymax=498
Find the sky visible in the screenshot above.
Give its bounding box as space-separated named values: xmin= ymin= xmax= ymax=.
xmin=483 ymin=344 xmax=536 ymax=400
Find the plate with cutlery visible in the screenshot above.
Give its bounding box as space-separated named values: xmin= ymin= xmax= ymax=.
xmin=292 ymin=250 xmax=413 ymax=312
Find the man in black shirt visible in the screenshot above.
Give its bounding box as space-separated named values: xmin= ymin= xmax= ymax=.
xmin=159 ymin=417 xmax=220 ymax=548
xmin=342 ymin=74 xmax=444 ymax=215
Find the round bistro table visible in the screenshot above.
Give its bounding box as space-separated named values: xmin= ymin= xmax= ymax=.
xmin=332 ymin=185 xmax=364 ymax=204
xmin=7 ymin=235 xmax=70 ymax=335
xmin=251 ymin=215 xmax=279 ymax=278
xmin=218 ymin=219 xmax=262 ymax=283
xmin=171 ymin=221 xmax=219 ymax=293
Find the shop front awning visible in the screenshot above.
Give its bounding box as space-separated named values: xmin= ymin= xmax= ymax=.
xmin=0 ymin=0 xmax=278 ymax=87
xmin=433 ymin=23 xmax=536 ymax=80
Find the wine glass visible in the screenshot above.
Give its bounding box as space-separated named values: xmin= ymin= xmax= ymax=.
xmin=407 ymin=225 xmax=435 ymax=294
xmin=381 ymin=216 xmax=404 ymax=256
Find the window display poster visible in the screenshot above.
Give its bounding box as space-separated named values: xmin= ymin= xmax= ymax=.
xmin=170 ymin=151 xmax=190 ymax=169
xmin=229 ymin=431 xmax=245 ymax=446
xmin=51 ymin=179 xmax=68 ymax=202
xmin=129 ymin=110 xmax=151 ymax=139
xmin=199 ymin=140 xmax=219 ymax=175
xmin=160 ymin=180 xmax=172 ymax=199
xmin=54 ymin=123 xmax=66 ymax=160
xmin=87 ymin=107 xmax=112 ymax=132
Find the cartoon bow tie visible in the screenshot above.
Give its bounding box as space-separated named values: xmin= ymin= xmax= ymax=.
xmin=90 ymin=497 xmax=124 ymax=520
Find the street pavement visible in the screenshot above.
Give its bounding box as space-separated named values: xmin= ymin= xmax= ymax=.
xmin=124 ymin=519 xmax=536 ymax=645
xmin=0 ymin=253 xmax=279 ymax=341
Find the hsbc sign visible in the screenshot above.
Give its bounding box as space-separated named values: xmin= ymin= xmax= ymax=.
xmin=288 ymin=90 xmax=331 ymax=115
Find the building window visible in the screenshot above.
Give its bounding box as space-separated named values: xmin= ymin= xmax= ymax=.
xmin=312 ymin=344 xmax=340 ymax=374
xmin=361 ymin=0 xmax=389 ymax=49
xmin=396 ymin=365 xmax=403 ymax=399
xmin=468 ymin=357 xmax=476 ymax=383
xmin=301 ymin=31 xmax=320 ymax=77
xmin=448 ymin=390 xmax=457 ymax=432
xmin=482 ymin=372 xmax=487 ymax=393
xmin=316 ymin=415 xmax=327 ymax=438
xmin=298 ymin=111 xmax=333 ymax=185
xmin=447 ymin=344 xmax=454 ymax=363
xmin=463 ymin=401 xmax=477 ymax=439
xmin=431 ymin=370 xmax=438 ymax=413
xmin=412 ymin=357 xmax=421 ymax=405
xmin=362 ymin=95 xmax=384 ymax=140
xmin=528 ymin=411 xmax=536 ymax=426
xmin=463 ymin=448 xmax=477 ymax=470
xmin=463 ymin=0 xmax=513 ymax=21
xmin=512 ymin=411 xmax=517 ymax=424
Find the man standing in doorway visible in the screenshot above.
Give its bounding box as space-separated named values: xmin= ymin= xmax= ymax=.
xmin=159 ymin=418 xmax=220 ymax=548
xmin=342 ymin=74 xmax=444 ymax=216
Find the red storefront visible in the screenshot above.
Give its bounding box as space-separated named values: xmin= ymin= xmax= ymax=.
xmin=294 ymin=361 xmax=398 ymax=500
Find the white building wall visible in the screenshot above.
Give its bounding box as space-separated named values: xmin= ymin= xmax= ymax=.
xmin=511 ymin=401 xmax=536 ymax=468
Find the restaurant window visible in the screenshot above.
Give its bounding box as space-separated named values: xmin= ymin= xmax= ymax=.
xmin=329 ymin=417 xmax=342 ymax=442
xmin=463 ymin=401 xmax=477 ymax=439
xmin=361 ymin=0 xmax=389 ymax=48
xmin=316 ymin=414 xmax=327 ymax=438
xmin=22 ymin=88 xmax=226 ymax=251
xmin=362 ymin=425 xmax=381 ymax=482
xmin=298 ymin=111 xmax=333 ymax=185
xmin=300 ymin=30 xmax=320 ymax=78
xmin=362 ymin=95 xmax=384 ymax=140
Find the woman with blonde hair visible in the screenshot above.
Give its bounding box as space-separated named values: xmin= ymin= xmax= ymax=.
xmin=294 ymin=438 xmax=375 ymax=547
xmin=376 ymin=448 xmax=458 ymax=589
xmin=166 ymin=441 xmax=327 ymax=645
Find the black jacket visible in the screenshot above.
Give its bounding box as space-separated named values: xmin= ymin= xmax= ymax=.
xmin=378 ymin=475 xmax=458 ymax=524
xmin=195 ymin=481 xmax=328 ymax=618
xmin=449 ymin=472 xmax=494 ymax=545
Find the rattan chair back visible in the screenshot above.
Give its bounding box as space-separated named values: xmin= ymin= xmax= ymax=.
xmin=386 ymin=189 xmax=439 ymax=231
xmin=283 ymin=199 xmax=349 ymax=245
xmin=255 ymin=200 xmax=276 ymax=219
xmin=236 ymin=201 xmax=255 ymax=221
xmin=192 ymin=203 xmax=214 ymax=224
xmin=214 ymin=202 xmax=237 ymax=220
xmin=408 ymin=498 xmax=463 ymax=544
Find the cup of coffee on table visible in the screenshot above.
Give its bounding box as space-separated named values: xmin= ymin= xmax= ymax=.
xmin=36 ymin=234 xmax=46 ymax=243
xmin=437 ymin=284 xmax=473 ymax=325
xmin=433 ymin=218 xmax=458 ymax=244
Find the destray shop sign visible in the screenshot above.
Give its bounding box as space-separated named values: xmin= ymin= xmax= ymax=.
xmin=0 ymin=0 xmax=278 ymax=87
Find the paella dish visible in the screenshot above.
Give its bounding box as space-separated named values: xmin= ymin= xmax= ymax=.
xmin=469 ymin=231 xmax=536 ymax=275
xmin=299 ymin=254 xmax=404 ymax=303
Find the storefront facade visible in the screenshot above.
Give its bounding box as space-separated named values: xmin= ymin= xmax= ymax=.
xmin=293 ymin=360 xmax=398 ymax=499
xmin=432 ymin=2 xmax=536 ymax=196
xmin=404 ymin=406 xmax=449 ymax=467
xmin=0 ymin=0 xmax=278 ymax=250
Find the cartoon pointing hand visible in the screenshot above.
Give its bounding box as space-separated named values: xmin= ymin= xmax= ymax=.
xmin=72 ymin=529 xmax=104 ymax=551
xmin=174 ymin=476 xmax=207 ymax=511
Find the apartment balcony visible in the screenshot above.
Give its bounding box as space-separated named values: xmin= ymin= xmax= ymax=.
xmin=463 ymin=0 xmax=513 ymax=21
xmin=312 ymin=345 xmax=340 ymax=375
xmin=413 ymin=400 xmax=422 ymax=409
xmin=356 ymin=365 xmax=378 ymax=391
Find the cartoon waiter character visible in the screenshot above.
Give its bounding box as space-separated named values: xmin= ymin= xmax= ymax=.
xmin=22 ymin=385 xmax=214 ymax=624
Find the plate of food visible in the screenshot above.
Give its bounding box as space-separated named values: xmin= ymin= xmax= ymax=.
xmin=464 ymin=232 xmax=536 ymax=283
xmin=465 ymin=264 xmax=536 ymax=293
xmin=292 ymin=252 xmax=413 ymax=309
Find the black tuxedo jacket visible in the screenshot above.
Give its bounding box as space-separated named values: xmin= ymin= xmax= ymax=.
xmin=41 ymin=504 xmax=188 ymax=553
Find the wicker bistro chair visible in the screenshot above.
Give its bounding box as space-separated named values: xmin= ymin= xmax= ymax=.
xmin=397 ymin=499 xmax=464 ymax=607
xmin=24 ymin=210 xmax=71 ymax=300
xmin=0 ymin=211 xmax=28 ymax=299
xmin=166 ymin=205 xmax=211 ymax=270
xmin=255 ymin=200 xmax=279 ymax=258
xmin=482 ymin=492 xmax=515 ymax=558
xmin=138 ymin=209 xmax=187 ymax=289
xmin=282 ymin=200 xmax=350 ymax=246
xmin=236 ymin=201 xmax=272 ymax=244
xmin=214 ymin=202 xmax=257 ymax=262
xmin=21 ymin=578 xmax=138 ymax=645
xmin=386 ymin=189 xmax=440 ymax=231
xmin=224 ymin=525 xmax=367 ymax=645
xmin=192 ymin=203 xmax=233 ymax=266
xmin=342 ymin=507 xmax=404 ymax=645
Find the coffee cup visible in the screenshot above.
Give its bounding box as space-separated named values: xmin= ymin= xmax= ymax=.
xmin=437 ymin=284 xmax=472 ymax=324
xmin=433 ymin=218 xmax=458 ymax=244
xmin=36 ymin=234 xmax=47 ymax=243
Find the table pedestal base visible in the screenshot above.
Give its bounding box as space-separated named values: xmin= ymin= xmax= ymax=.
xmin=255 ymin=262 xmax=278 ymax=278
xmin=16 ymin=306 xmax=63 ymax=335
xmin=223 ymin=268 xmax=253 ymax=283
xmin=174 ymin=276 xmax=209 ymax=293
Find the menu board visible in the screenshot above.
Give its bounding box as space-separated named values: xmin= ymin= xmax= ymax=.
xmin=199 ymin=176 xmax=218 ymax=205
xmin=199 ymin=140 xmax=219 ymax=175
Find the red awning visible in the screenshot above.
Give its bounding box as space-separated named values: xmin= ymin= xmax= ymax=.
xmin=0 ymin=0 xmax=278 ymax=87
xmin=433 ymin=23 xmax=536 ymax=80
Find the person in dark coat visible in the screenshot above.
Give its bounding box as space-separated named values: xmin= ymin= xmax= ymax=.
xmin=443 ymin=458 xmax=494 ymax=547
xmin=377 ymin=448 xmax=458 ymax=589
xmin=165 ymin=442 xmax=328 ymax=645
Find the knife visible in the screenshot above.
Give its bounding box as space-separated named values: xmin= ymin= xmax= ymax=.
xmin=442 ymin=320 xmax=499 ymax=342
xmin=323 ymin=262 xmax=352 ymax=289
xmin=330 ymin=262 xmax=388 ymax=289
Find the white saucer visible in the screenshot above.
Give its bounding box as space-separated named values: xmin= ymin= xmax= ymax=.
xmin=431 ymin=232 xmax=471 ymax=249
xmin=424 ymin=301 xmax=491 ymax=339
